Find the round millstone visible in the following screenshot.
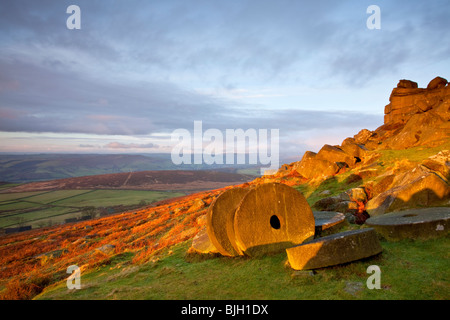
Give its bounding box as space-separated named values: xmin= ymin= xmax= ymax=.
xmin=286 ymin=228 xmax=382 ymax=270
xmin=365 ymin=207 xmax=450 ymax=241
xmin=234 ymin=183 xmax=315 ymax=257
xmin=206 ymin=187 xmax=250 ymax=256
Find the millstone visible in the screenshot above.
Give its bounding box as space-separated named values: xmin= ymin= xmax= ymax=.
xmin=365 ymin=207 xmax=450 ymax=241
xmin=313 ymin=211 xmax=346 ymax=237
xmin=233 ymin=183 xmax=315 ymax=257
xmin=206 ymin=187 xmax=250 ymax=256
xmin=286 ymin=228 xmax=382 ymax=270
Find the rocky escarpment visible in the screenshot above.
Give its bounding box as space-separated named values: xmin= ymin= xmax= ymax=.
xmin=275 ymin=76 xmax=450 ymax=222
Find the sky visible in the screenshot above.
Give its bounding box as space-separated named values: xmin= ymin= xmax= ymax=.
xmin=0 ymin=0 xmax=449 ymax=164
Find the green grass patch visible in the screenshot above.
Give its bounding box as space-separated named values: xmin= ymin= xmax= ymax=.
xmin=52 ymin=190 xmax=185 ymax=207
xmin=24 ymin=190 xmax=94 ymax=204
xmin=377 ymin=141 xmax=450 ymax=166
xmin=0 ymin=191 xmax=50 ymax=203
xmin=0 ymin=206 xmax=78 ymax=228
xmin=0 ymin=189 xmax=185 ymax=229
xmin=36 ymin=234 xmax=450 ymax=300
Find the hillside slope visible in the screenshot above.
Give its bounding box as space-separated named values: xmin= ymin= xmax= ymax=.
xmin=3 ymin=170 xmax=255 ymax=193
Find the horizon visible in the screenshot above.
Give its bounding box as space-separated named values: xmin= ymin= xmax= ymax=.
xmin=1 ymin=0 xmax=449 ymax=159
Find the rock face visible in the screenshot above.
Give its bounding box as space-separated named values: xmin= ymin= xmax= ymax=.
xmin=273 ymin=76 xmax=449 ymax=222
xmin=285 ymin=77 xmax=449 ymax=182
xmin=383 ymin=76 xmax=450 ymax=148
xmin=366 ymin=152 xmax=450 ymax=216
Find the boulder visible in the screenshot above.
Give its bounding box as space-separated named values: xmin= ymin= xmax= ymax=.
xmin=427 ymin=76 xmax=448 ymax=90
xmin=191 ymin=227 xmax=218 ymax=254
xmin=313 ymin=187 xmax=367 ymax=215
xmin=353 ymin=129 xmax=373 ymax=144
xmin=294 ymin=155 xmax=340 ymax=179
xmin=366 ymin=164 xmax=450 ymax=216
xmin=397 ymin=79 xmax=418 ymax=89
xmin=340 ymin=138 xmax=368 ymax=159
xmin=421 ymin=150 xmax=450 ymax=180
xmin=316 ymin=144 xmax=356 ymax=167
xmin=95 ymin=244 xmax=116 ymax=255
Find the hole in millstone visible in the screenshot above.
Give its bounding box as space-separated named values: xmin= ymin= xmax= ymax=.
xmin=354 ymin=157 xmax=361 ymax=163
xmin=270 ymin=215 xmax=281 ymax=229
xmin=402 ymin=214 xmax=418 ymax=218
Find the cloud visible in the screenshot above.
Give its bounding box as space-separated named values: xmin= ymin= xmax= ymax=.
xmin=0 ymin=0 xmax=448 ymax=157
xmin=104 ymin=142 xmax=159 ymax=149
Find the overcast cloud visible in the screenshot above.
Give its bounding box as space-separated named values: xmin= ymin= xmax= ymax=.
xmin=0 ymin=0 xmax=449 ymax=157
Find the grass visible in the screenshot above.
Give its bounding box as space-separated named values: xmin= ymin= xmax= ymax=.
xmin=377 ymin=141 xmax=450 ymax=166
xmin=35 ymin=232 xmax=450 ymax=300
xmin=52 ymin=190 xmax=184 ymax=207
xmin=0 ymin=189 xmax=186 ymax=229
xmin=294 ymin=171 xmax=363 ymax=207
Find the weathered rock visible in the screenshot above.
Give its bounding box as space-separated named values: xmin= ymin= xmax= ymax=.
xmin=344 ymin=281 xmax=365 ymax=296
xmin=371 ymin=173 xmax=396 ymax=196
xmin=397 ymin=79 xmax=418 ymax=89
xmin=186 ymin=199 xmax=206 ymax=213
xmin=354 ymin=129 xmax=373 ymax=145
xmin=294 ymin=153 xmax=340 ymax=180
xmin=421 ymin=150 xmax=450 ymax=180
xmin=385 ymin=110 xmax=449 ymax=149
xmin=316 ymin=144 xmax=356 ymax=167
xmin=313 ymin=188 xmax=367 ymax=215
xmin=234 ymin=183 xmax=315 ymax=257
xmin=365 ymin=207 xmax=450 ymax=240
xmin=384 ymin=77 xmax=449 ymax=125
xmin=340 ymin=138 xmax=368 ymax=159
xmin=286 ymin=228 xmax=382 ymax=270
xmin=366 ymin=164 xmax=450 ymax=216
xmin=191 ymin=227 xmax=218 ymax=254
xmin=313 ymin=196 xmax=341 ymax=210
xmin=345 ymin=187 xmax=368 ymax=203
xmin=427 ymin=76 xmax=448 ymax=90
xmin=95 ymin=244 xmax=116 ymax=255
xmin=206 ymin=187 xmax=249 ymax=256
xmin=34 ymin=249 xmax=67 ymax=260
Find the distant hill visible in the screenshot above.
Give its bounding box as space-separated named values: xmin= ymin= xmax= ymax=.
xmin=0 ymin=153 xmax=260 ymax=183
xmin=3 ymin=170 xmax=255 ymax=193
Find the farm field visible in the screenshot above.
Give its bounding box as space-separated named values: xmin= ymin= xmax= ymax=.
xmin=0 ymin=189 xmax=185 ymax=230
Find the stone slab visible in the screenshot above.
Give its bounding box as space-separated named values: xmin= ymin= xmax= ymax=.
xmin=234 ymin=183 xmax=315 ymax=257
xmin=286 ymin=228 xmax=382 ymax=270
xmin=365 ymin=207 xmax=450 ymax=241
xmin=206 ymin=187 xmax=249 ymax=256
xmin=313 ymin=211 xmax=347 ymax=237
